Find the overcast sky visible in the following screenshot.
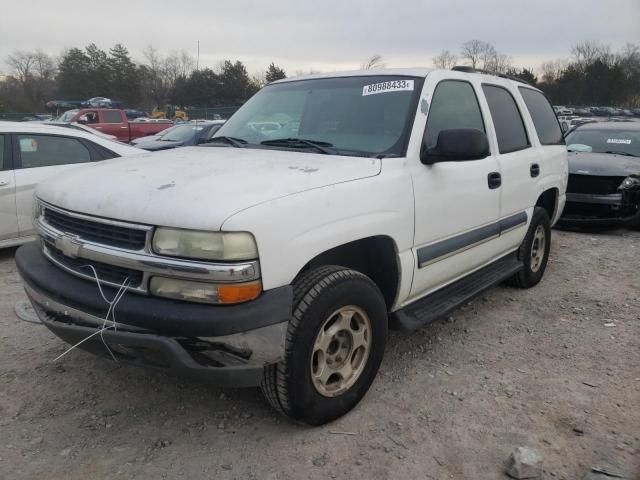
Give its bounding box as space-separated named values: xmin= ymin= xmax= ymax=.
xmin=1 ymin=0 xmax=639 ymax=76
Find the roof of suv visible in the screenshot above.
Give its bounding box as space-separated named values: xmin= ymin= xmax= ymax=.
xmin=272 ymin=67 xmax=540 ymax=91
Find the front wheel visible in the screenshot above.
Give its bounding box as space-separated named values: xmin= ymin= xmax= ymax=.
xmin=261 ymin=266 xmax=388 ymax=425
xmin=507 ymin=206 xmax=552 ymax=288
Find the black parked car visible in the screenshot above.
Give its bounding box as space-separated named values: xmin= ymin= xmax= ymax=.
xmin=559 ymin=122 xmax=640 ymax=229
xmin=136 ymin=121 xmax=225 ymax=151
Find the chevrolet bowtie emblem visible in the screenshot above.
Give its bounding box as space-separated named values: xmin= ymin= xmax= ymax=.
xmin=55 ymin=234 xmax=83 ymax=258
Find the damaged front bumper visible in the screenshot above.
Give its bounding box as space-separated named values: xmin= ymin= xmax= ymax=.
xmin=16 ymin=243 xmax=292 ymax=387
xmin=558 ymin=191 xmax=640 ymax=227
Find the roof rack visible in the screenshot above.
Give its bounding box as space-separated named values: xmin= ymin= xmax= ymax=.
xmin=450 ymin=66 xmax=532 ymax=87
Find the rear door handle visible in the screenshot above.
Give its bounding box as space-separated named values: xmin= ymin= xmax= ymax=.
xmin=530 ymin=163 xmax=540 ymax=178
xmin=487 ymin=172 xmax=501 ymax=189
xmin=0 ymin=180 xmax=10 ymax=187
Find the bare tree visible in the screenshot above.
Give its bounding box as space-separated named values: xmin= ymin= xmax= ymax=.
xmin=432 ymin=50 xmax=458 ymax=69
xmin=361 ymin=54 xmax=386 ymax=70
xmin=33 ymin=50 xmax=56 ymax=81
xmin=571 ymin=41 xmax=613 ymax=69
xmin=460 ymin=40 xmax=490 ymax=69
xmin=479 ymin=43 xmax=497 ymax=70
xmin=6 ymin=51 xmax=36 ymax=85
xmin=484 ymin=52 xmax=512 ymax=74
xmin=165 ymin=50 xmax=195 ymax=83
xmin=539 ymin=59 xmax=567 ymax=84
xmin=617 ymin=43 xmax=640 ymax=76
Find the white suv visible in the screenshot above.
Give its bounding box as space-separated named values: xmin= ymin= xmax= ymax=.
xmin=17 ymin=68 xmax=567 ymax=424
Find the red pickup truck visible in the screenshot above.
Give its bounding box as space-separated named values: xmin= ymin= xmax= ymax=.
xmin=63 ymin=109 xmax=172 ymax=142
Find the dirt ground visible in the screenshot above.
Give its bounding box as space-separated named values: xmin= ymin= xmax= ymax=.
xmin=1 ymin=228 xmax=638 ymax=480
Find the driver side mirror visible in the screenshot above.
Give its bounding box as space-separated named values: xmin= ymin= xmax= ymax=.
xmin=421 ymin=128 xmax=490 ymax=165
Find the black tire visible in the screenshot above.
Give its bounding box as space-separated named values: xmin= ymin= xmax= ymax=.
xmin=261 ymin=266 xmax=388 ymax=425
xmin=507 ymin=207 xmax=552 ymax=288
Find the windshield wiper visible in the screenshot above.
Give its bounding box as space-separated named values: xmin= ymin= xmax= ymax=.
xmin=260 ymin=138 xmax=334 ymax=154
xmin=603 ymin=150 xmax=636 ymax=157
xmin=206 ymin=136 xmax=247 ymax=148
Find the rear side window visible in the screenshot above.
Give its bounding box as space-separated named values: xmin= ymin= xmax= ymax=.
xmin=0 ymin=135 xmax=5 ymax=169
xmin=17 ymin=134 xmax=92 ymax=168
xmin=87 ymin=141 xmax=120 ymax=160
xmin=424 ymin=80 xmax=485 ymax=149
xmin=482 ymin=85 xmax=529 ymax=154
xmin=102 ymin=111 xmax=122 ymax=123
xmin=519 ymin=87 xmax=563 ymax=145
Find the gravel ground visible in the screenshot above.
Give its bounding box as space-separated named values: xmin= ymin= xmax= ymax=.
xmin=1 ymin=229 xmax=639 ymax=480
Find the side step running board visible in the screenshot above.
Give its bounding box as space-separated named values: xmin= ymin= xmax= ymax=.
xmin=391 ymin=253 xmax=523 ymax=332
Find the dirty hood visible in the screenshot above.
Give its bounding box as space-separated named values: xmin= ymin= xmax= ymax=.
xmin=568 ymin=152 xmax=640 ymax=177
xmin=36 ymin=146 xmax=381 ymax=230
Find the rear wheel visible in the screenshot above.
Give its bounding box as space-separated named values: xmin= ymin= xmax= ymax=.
xmin=507 ymin=207 xmax=551 ymax=288
xmin=261 ymin=266 xmax=387 ymax=425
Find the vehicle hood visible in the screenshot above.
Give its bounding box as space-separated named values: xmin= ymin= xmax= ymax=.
xmin=36 ymin=146 xmax=381 ymax=230
xmin=568 ymin=152 xmax=640 ymax=176
xmin=140 ymin=139 xmax=186 ymax=151
xmin=130 ymin=135 xmax=161 ymax=145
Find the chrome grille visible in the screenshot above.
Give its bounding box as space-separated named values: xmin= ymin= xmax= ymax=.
xmin=46 ymin=244 xmax=144 ymax=289
xmin=43 ymin=206 xmax=148 ymax=250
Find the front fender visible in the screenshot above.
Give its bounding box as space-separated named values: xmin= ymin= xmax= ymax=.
xmin=221 ymin=173 xmax=414 ymax=291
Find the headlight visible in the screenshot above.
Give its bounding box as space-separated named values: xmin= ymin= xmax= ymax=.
xmin=619 ymin=175 xmax=640 ymax=190
xmin=152 ymin=228 xmax=258 ymax=261
xmin=150 ymin=277 xmax=261 ymax=304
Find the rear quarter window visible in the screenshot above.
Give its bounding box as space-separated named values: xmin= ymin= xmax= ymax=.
xmin=519 ymin=87 xmax=563 ymax=145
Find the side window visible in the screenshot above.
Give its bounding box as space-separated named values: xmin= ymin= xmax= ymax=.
xmin=83 ymin=111 xmax=99 ymax=124
xmin=518 ymin=87 xmax=564 ymax=145
xmin=424 ymin=80 xmax=485 ymax=149
xmin=102 ymin=111 xmax=123 ymax=123
xmin=0 ymin=135 xmax=5 ymax=169
xmin=482 ymin=85 xmax=529 ymax=154
xmin=17 ymin=135 xmax=92 ymax=169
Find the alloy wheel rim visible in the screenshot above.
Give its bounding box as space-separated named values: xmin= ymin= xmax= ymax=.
xmin=530 ymin=225 xmax=546 ymax=273
xmin=310 ymin=305 xmax=372 ymax=397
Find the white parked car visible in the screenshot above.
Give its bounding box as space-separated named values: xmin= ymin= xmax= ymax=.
xmin=0 ymin=122 xmax=144 ymax=248
xmin=48 ymin=121 xmax=119 ymax=141
xmin=18 ymin=69 xmax=567 ymax=424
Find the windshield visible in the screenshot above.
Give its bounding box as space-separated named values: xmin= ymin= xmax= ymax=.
xmin=214 ymin=75 xmax=424 ymax=156
xmin=566 ymin=127 xmax=640 ymax=157
xmin=55 ymin=110 xmax=79 ymax=122
xmin=159 ymin=124 xmax=205 ymax=142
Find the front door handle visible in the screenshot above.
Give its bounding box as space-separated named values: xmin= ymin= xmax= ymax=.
xmin=487 ymin=172 xmax=502 ymax=189
xmin=530 ymin=163 xmax=540 ymax=178
xmin=0 ymin=180 xmax=10 ymax=187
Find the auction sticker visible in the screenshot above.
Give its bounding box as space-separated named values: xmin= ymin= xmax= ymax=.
xmin=363 ymin=79 xmax=414 ymax=96
xmin=606 ymin=138 xmax=631 ymax=144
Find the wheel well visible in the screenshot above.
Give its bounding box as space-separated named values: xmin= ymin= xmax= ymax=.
xmin=536 ymin=188 xmax=558 ymax=220
xmin=300 ymin=236 xmax=399 ymax=311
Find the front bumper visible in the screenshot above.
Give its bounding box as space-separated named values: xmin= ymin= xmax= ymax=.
xmin=16 ymin=243 xmax=292 ymax=387
xmin=558 ymin=192 xmax=640 ymax=227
